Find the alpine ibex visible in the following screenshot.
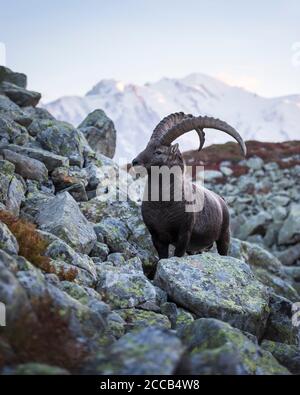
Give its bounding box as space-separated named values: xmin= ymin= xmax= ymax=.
xmin=132 ymin=113 xmax=247 ymax=259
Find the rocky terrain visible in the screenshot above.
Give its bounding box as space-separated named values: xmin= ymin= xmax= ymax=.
xmin=0 ymin=66 xmax=300 ymax=375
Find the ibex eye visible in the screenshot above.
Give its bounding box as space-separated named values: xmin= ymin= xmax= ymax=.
xmin=156 ymin=150 xmax=163 ymax=155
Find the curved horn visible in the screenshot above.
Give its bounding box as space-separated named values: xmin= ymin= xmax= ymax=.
xmin=151 ymin=112 xmax=205 ymax=152
xmin=151 ymin=112 xmax=192 ymax=139
xmin=160 ymin=115 xmax=247 ymax=156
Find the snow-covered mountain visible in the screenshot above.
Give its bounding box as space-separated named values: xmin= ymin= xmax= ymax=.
xmin=44 ymin=73 xmax=300 ymax=162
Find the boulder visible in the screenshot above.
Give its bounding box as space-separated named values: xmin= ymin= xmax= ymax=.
xmin=0 ymin=66 xmax=27 ymax=88
xmin=261 ymin=340 xmax=300 ymax=375
xmin=0 ymin=95 xmax=32 ymax=127
xmin=0 ymin=116 xmax=29 ymax=145
xmin=4 ymin=145 xmax=69 ymax=172
xmin=0 ymin=81 xmax=41 ymax=107
xmin=117 ymin=308 xmax=171 ymax=332
xmin=3 ymin=363 xmax=70 ymax=376
xmin=0 ymin=160 xmax=26 ymax=216
xmin=178 ymin=318 xmax=289 ymax=375
xmin=154 ymin=253 xmax=270 ymax=337
xmin=235 ymin=211 xmax=272 ymax=240
xmin=0 ymin=221 xmax=19 ymax=255
xmin=80 ymin=198 xmax=157 ymax=272
xmin=36 ymin=192 xmax=96 ymax=254
xmin=78 ymin=110 xmax=116 ymax=158
xmin=37 ymin=120 xmax=85 ymax=167
xmin=86 ymin=327 xmax=184 ymax=375
xmin=263 ymin=295 xmax=299 ymax=345
xmin=2 ymin=149 xmax=48 ymax=182
xmin=97 ymin=262 xmax=157 ymax=309
xmin=45 ymin=239 xmax=97 ymax=286
xmin=279 ymin=204 xmax=300 ymax=246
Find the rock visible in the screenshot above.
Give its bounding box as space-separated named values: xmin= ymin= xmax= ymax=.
xmin=4 ymin=145 xmax=69 ymax=172
xmin=176 ymin=308 xmax=195 ymax=330
xmin=45 ymin=239 xmax=97 ymax=286
xmin=235 ymin=211 xmax=272 ymax=240
xmin=6 ymin=175 xmax=26 ymax=216
xmin=154 ymin=253 xmax=270 ymax=337
xmin=60 ymin=183 xmax=88 ymax=202
xmin=263 ymin=295 xmax=299 ymax=345
xmin=21 ymin=191 xmax=54 ymax=222
xmin=204 ymin=170 xmax=224 ymax=182
xmin=0 ymin=221 xmax=19 ymax=255
xmin=261 ymin=340 xmax=300 ymax=375
xmin=279 ymin=204 xmax=300 ymax=245
xmin=97 ymin=262 xmax=157 ymax=309
xmin=117 ymin=308 xmax=171 ymax=331
xmin=253 ymin=268 xmax=299 ymax=302
xmin=23 ymin=106 xmax=55 ymax=121
xmin=0 ymin=81 xmax=41 ymax=107
xmin=277 ymin=244 xmax=300 ymax=266
xmin=229 ymin=238 xmax=283 ymax=273
xmin=178 ymin=318 xmax=290 ymax=375
xmin=80 ymin=198 xmax=157 ymax=272
xmin=37 ymin=120 xmax=85 ymax=167
xmin=0 ymin=257 xmax=37 ymax=347
xmin=0 ymin=116 xmax=29 ymax=145
xmin=0 ymin=95 xmax=32 ymax=126
xmin=4 ymin=363 xmax=70 ymax=375
xmin=220 ymin=166 xmax=233 ymax=177
xmin=0 ymin=160 xmax=26 ymax=216
xmin=87 ymin=327 xmax=184 ymax=375
xmin=36 ymin=192 xmax=96 ymax=254
xmin=78 ymin=110 xmax=116 ymax=158
xmin=2 ymin=149 xmax=48 ymax=182
xmin=0 ymin=66 xmax=27 ymax=88
xmin=246 ymin=156 xmax=264 ymax=170
xmin=90 ymin=242 xmax=109 ymax=261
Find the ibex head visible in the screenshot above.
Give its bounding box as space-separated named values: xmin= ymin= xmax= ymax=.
xmin=132 ymin=112 xmax=247 ymax=170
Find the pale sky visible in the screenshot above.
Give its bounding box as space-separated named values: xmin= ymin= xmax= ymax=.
xmin=0 ymin=0 xmax=299 ymax=102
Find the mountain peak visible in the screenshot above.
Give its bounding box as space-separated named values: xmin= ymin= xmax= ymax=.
xmin=45 ymin=73 xmax=300 ymax=162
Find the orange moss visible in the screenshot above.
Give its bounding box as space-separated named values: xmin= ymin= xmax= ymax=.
xmin=0 ymin=210 xmax=50 ymax=271
xmin=4 ymin=294 xmax=88 ymax=372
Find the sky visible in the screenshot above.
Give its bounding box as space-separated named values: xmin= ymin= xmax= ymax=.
xmin=0 ymin=0 xmax=299 ymax=102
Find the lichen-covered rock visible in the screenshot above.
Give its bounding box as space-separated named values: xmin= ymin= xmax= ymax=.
xmin=45 ymin=239 xmax=97 ymax=286
xmin=0 ymin=95 xmax=32 ymax=126
xmin=4 ymin=145 xmax=69 ymax=172
xmin=154 ymin=253 xmax=270 ymax=337
xmin=0 ymin=81 xmax=41 ymax=107
xmin=86 ymin=327 xmax=184 ymax=375
xmin=253 ymin=268 xmax=299 ymax=302
xmin=36 ymin=192 xmax=96 ymax=254
xmin=235 ymin=211 xmax=272 ymax=241
xmin=36 ymin=120 xmax=85 ymax=167
xmin=0 ymin=66 xmax=27 ymax=88
xmin=2 ymin=149 xmax=48 ymax=182
xmin=97 ymin=262 xmax=157 ymax=309
xmin=263 ymin=295 xmax=299 ymax=345
xmin=0 ymin=221 xmax=19 ymax=255
xmin=178 ymin=318 xmax=290 ymax=375
xmin=261 ymin=340 xmax=300 ymax=375
xmin=229 ymin=238 xmax=282 ymax=273
xmin=90 ymin=241 xmax=110 ymax=261
xmin=3 ymin=363 xmax=70 ymax=375
xmin=80 ymin=198 xmax=157 ymax=271
xmin=117 ymin=308 xmax=171 ymax=332
xmin=78 ymin=110 xmax=116 ymax=158
xmin=0 ymin=116 xmax=29 ymax=145
xmin=279 ymin=204 xmax=300 ymax=246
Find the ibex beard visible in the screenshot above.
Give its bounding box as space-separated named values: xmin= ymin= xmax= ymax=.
xmin=132 ymin=112 xmax=247 ymax=260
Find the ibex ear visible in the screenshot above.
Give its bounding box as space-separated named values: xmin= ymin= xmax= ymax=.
xmin=170 ymin=143 xmax=179 ymax=155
